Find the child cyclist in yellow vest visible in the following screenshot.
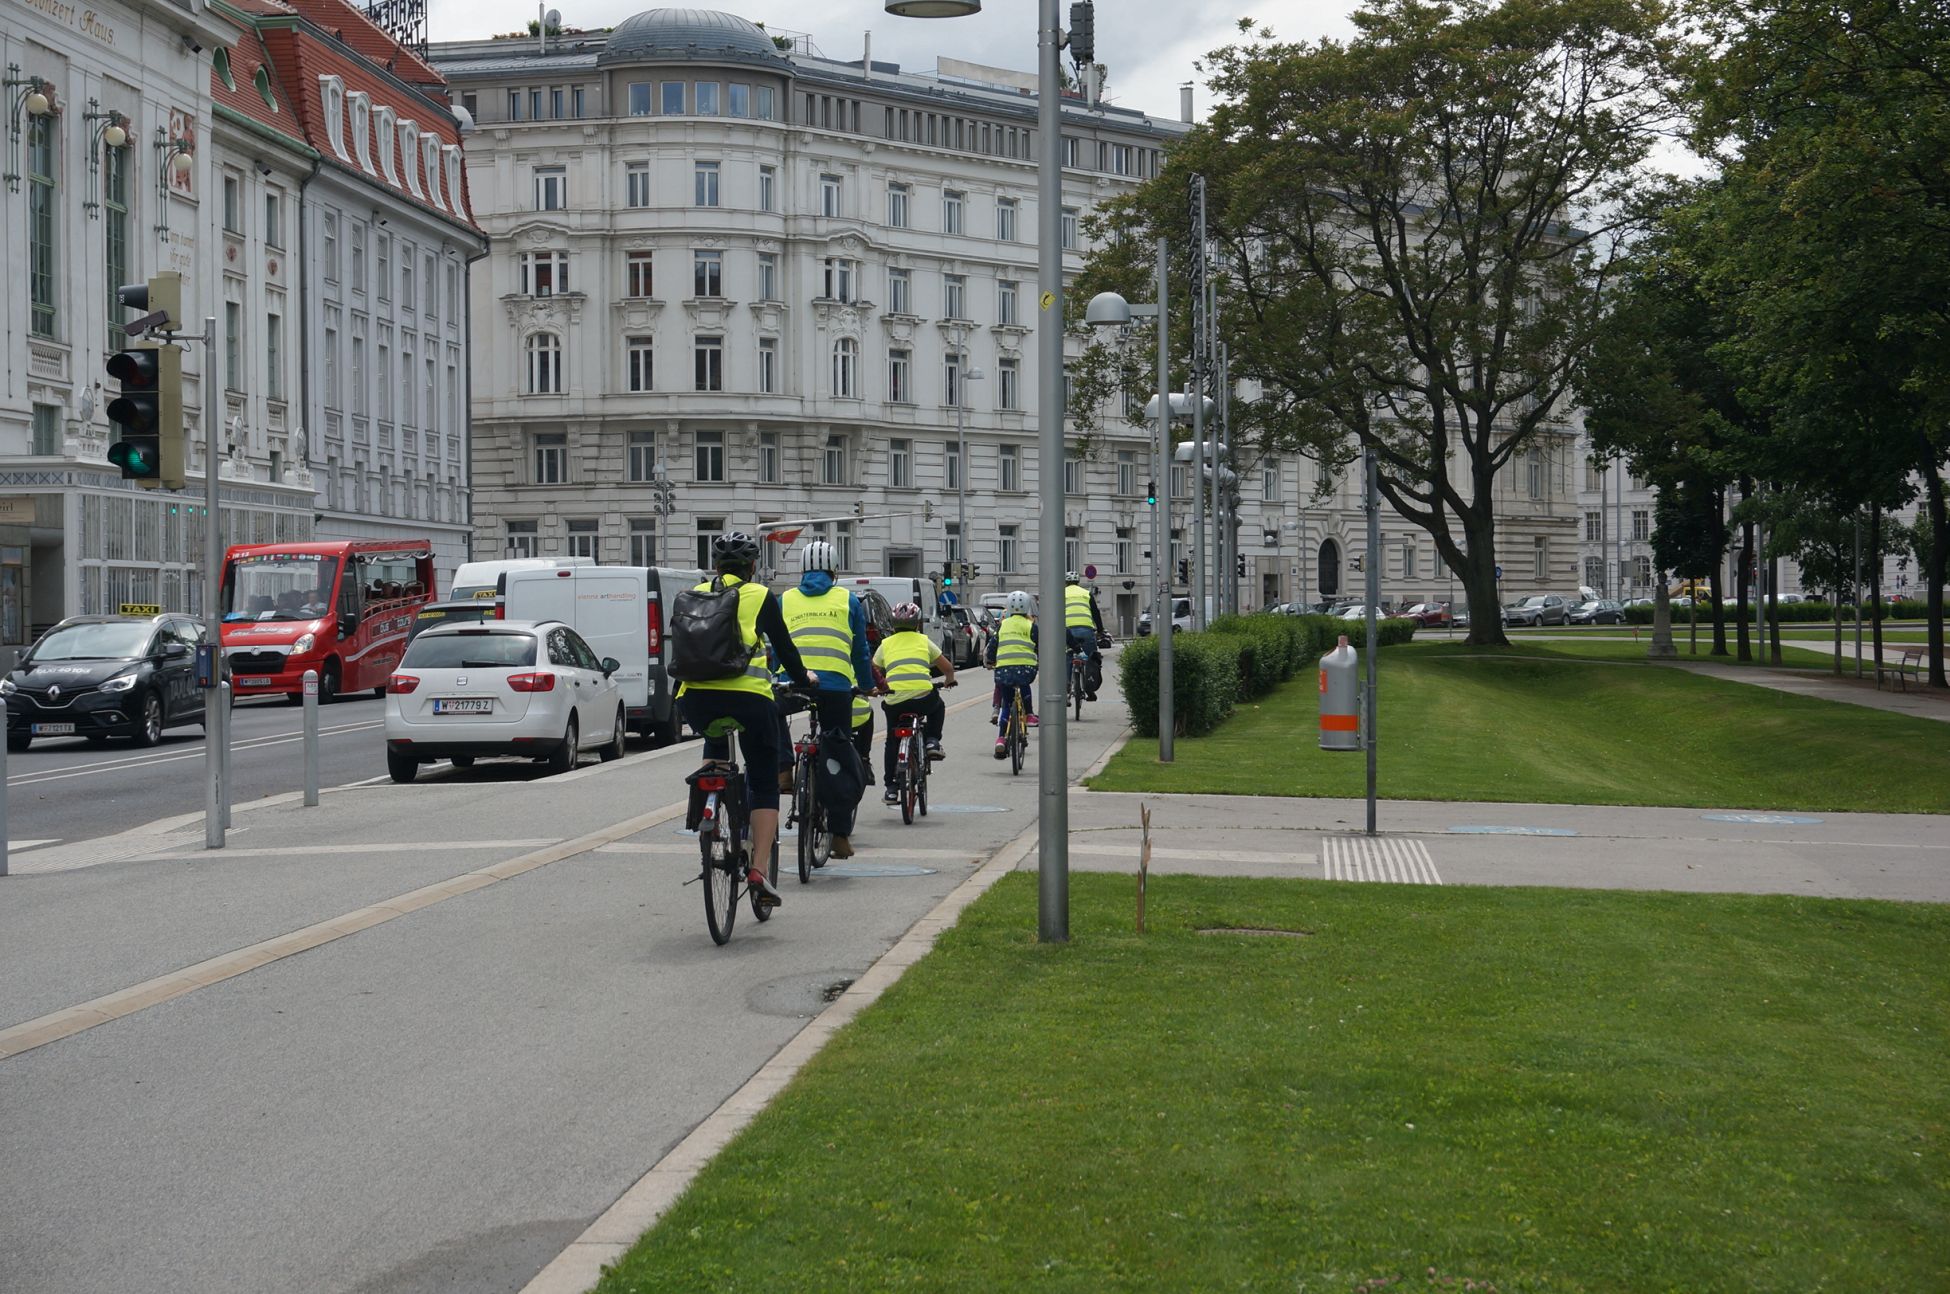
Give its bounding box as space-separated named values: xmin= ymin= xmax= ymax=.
xmin=987 ymin=589 xmax=1039 ymax=758
xmin=872 ymin=601 xmax=956 ymax=802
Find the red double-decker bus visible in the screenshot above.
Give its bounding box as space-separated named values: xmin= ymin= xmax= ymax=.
xmin=220 ymin=540 xmax=435 ymax=703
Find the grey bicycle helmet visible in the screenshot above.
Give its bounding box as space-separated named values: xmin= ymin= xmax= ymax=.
xmin=1006 ymin=590 xmax=1034 ymax=616
xmin=713 ymin=531 xmax=761 ymax=568
xmin=1065 ymin=570 xmax=1082 ymax=584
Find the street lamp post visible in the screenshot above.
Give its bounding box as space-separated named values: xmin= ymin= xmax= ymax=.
xmin=888 ymin=0 xmax=1070 ymax=942
xmin=950 ymin=322 xmax=984 ymax=587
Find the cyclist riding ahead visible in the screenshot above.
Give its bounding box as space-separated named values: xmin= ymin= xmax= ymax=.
xmin=1063 ymin=571 xmax=1106 ymax=702
xmin=874 ymin=601 xmax=956 ymax=802
xmin=676 ymin=532 xmax=817 ymax=910
xmin=780 ymin=539 xmax=876 ymax=859
xmin=990 ymin=589 xmax=1038 ymax=759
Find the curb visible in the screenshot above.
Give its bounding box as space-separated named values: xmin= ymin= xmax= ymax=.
xmin=515 ymin=808 xmax=1044 ymax=1294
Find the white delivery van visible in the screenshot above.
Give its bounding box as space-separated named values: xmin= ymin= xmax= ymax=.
xmin=500 ymin=563 xmax=707 ymax=745
xmin=449 ymin=556 xmax=593 ymax=603
xmin=842 ymin=575 xmax=939 ymax=629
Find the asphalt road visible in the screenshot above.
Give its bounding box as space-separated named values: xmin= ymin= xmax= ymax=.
xmin=0 ymin=668 xmax=1130 ymax=1294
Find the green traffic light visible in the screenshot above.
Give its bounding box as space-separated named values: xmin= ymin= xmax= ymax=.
xmin=107 ymin=440 xmax=159 ymax=478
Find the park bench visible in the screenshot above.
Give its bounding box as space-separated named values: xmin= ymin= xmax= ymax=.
xmin=1883 ymin=646 xmax=1924 ymax=691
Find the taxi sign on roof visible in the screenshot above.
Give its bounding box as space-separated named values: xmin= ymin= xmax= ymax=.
xmin=119 ymin=603 xmax=163 ymax=616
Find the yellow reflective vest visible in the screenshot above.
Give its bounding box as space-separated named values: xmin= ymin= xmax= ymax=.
xmin=994 ymin=614 xmax=1037 ymax=669
xmin=1064 ymin=584 xmax=1095 ymax=630
xmin=780 ymin=586 xmax=856 ymax=678
xmin=874 ymin=630 xmax=938 ymax=703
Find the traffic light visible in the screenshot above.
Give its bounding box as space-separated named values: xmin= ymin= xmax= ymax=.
xmin=1176 ymin=559 xmax=1189 ymax=584
xmin=115 ymin=271 xmax=182 ymax=334
xmin=1068 ymin=1 xmax=1095 ymax=62
xmin=1350 ymin=554 xmax=1365 ymax=573
xmin=1236 ymin=554 xmax=1246 ymax=578
xmin=105 ymin=342 xmax=184 ymax=489
xmin=1145 ymin=479 xmax=1157 ymax=507
xmin=941 ymin=560 xmax=955 ymax=588
xmin=970 ymin=564 xmax=981 ymax=581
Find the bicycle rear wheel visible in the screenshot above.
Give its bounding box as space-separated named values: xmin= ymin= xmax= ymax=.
xmin=1073 ymin=666 xmax=1084 ymax=719
xmin=917 ymin=755 xmax=929 ymax=817
xmin=1009 ymin=713 xmax=1025 ymax=776
xmin=701 ymin=821 xmax=738 ymax=945
xmin=900 ymin=739 xmax=917 ymax=824
xmin=794 ymin=756 xmax=817 ymax=884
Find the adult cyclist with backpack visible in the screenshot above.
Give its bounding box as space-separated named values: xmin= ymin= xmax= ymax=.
xmin=1063 ymin=572 xmax=1107 ymax=701
xmin=779 ymin=539 xmax=876 ymax=858
xmin=672 ymin=532 xmax=817 ymax=910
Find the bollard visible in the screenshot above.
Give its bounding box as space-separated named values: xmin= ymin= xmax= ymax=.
xmin=1 ymin=697 xmax=9 ymax=878
xmin=303 ymin=669 xmax=320 ymax=806
xmin=1318 ymin=635 xmax=1363 ymax=752
xmin=220 ymin=681 xmax=233 ymax=829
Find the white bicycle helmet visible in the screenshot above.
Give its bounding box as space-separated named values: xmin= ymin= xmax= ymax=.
xmin=1064 ymin=571 xmax=1082 ymax=584
xmin=1006 ymin=590 xmax=1034 ymax=616
xmin=801 ymin=539 xmax=837 ymax=574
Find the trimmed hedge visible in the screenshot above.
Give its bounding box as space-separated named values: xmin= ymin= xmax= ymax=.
xmin=1120 ymin=613 xmax=1415 ymax=738
xmin=1622 ymin=600 xmax=1936 ymax=625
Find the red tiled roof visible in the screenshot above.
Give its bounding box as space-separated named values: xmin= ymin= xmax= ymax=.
xmin=211 ymin=18 xmax=302 ymax=144
xmin=283 ymin=0 xmax=445 ymax=88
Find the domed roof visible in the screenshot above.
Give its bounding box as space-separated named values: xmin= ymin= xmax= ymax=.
xmin=600 ymin=9 xmax=790 ymax=67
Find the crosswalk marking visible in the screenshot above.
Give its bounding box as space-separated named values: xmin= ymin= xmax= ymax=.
xmin=1321 ymin=835 xmax=1442 ymax=885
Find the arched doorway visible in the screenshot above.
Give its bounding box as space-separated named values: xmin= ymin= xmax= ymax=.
xmin=1319 ymin=538 xmax=1341 ymax=598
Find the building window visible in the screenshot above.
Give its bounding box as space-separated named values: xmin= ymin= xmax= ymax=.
xmin=999 ymin=444 xmax=1020 ymax=492
xmin=533 ymin=166 xmax=566 ymax=211
xmin=1585 ymin=511 xmax=1603 ymax=543
xmin=1065 ymin=526 xmax=1082 ymax=574
xmin=1527 ymin=448 xmax=1544 ymax=500
xmin=626 ymin=82 xmax=651 ymax=115
xmin=30 ymin=402 xmax=62 ymax=456
xmin=400 ymin=256 xmax=415 ymax=310
xmin=662 ymin=81 xmax=684 ymax=114
xmin=758 ymin=164 xmax=776 ymax=212
xmin=943 ymin=188 xmax=964 ymax=234
xmin=758 ymin=337 xmax=779 ymax=393
xmin=693 ymin=249 xmax=723 ymax=297
xmin=695 ymin=81 xmax=719 ymax=115
xmin=1061 ymin=206 xmax=1079 ymax=249
xmin=998 ymin=280 xmax=1019 ymax=326
xmin=222 ymin=172 xmax=243 ymax=233
xmin=625 ymin=163 xmax=650 ymax=207
xmin=822 ymin=257 xmax=856 ymax=302
xmin=944 ymin=273 xmax=966 ymax=320
xmin=264 ymin=192 xmax=285 ymax=249
xmin=507 ymin=520 xmax=539 ymax=557
xmin=351 ymin=223 xmax=366 ymax=291
xmin=694 ymin=430 xmax=725 ymax=481
xmin=534 ymin=433 xmax=567 ymax=483
xmin=266 ymin=311 xmax=284 ymax=400
xmin=728 ymin=83 xmax=751 ymax=117
xmin=1262 ymin=461 xmax=1281 ymax=501
xmin=225 ymin=302 xmax=244 ymax=390
xmin=823 ymin=435 xmax=846 ymax=485
xmin=1115 ymin=450 xmax=1139 ymax=498
xmin=889 ymin=268 xmax=911 ymax=314
xmin=694 ymin=161 xmax=720 ymax=207
xmin=1063 ymin=449 xmax=1083 ymax=495
xmin=820 ymin=172 xmax=842 ymax=216
xmin=946 ymin=522 xmax=962 ymax=564
xmin=566 ymin=519 xmax=599 ymax=559
xmin=999 ymin=524 xmax=1019 ymax=572
xmin=756 ymin=251 xmax=778 ymax=301
xmin=527 ymin=333 xmax=563 ymax=394
xmin=627 ymin=336 xmax=654 ymax=391
xmin=629 ymin=519 xmax=658 ymax=566
xmin=833 ymin=338 xmax=859 ymax=398
xmin=1533 ymin=536 xmax=1548 ymax=582
xmin=377 ymin=234 xmax=392 ymax=299
xmin=759 ymin=431 xmax=780 ymax=483
xmin=27 ymin=116 xmax=57 ymax=338
xmin=945 ymin=350 xmax=967 ymax=407
xmin=997 ymin=357 xmax=1020 ymax=411
xmin=1585 ymin=461 xmax=1604 ymax=492
xmin=995 ymin=197 xmax=1018 ymax=241
xmin=519 ymin=250 xmax=569 ymax=296
xmin=888 ymin=438 xmax=913 ymax=488
xmin=628 ymin=430 xmax=657 ymax=482
xmin=1404 ymin=545 xmax=1419 ymax=580
xmin=694 ymin=336 xmax=723 ymax=391
xmin=1172 ymin=465 xmax=1189 ymax=499
xmin=1633 ymin=509 xmax=1650 ymax=541
xmin=757 ymin=86 xmax=776 ymax=119
xmin=1116 ymin=527 xmax=1134 ymax=574
xmin=946 ymin=441 xmax=964 ymax=490
xmin=695 ymin=517 xmax=725 ymax=569
xmin=104 ymin=146 xmax=130 ymax=349
xmin=1634 ymin=555 xmax=1652 ymax=588
xmin=573 ymin=86 xmax=587 ymax=117
xmin=626 ymin=251 xmax=654 ymax=297
xmin=1585 ymin=556 xmax=1605 ymax=590
xmin=887 ymin=182 xmax=910 ymax=227
xmin=889 ymin=348 xmax=912 ymax=403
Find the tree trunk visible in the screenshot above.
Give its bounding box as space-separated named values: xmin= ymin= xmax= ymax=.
xmin=1735 ymin=510 xmax=1755 ymax=662
xmin=1831 ymin=580 xmax=1843 ymax=677
xmin=1870 ymin=505 xmax=1886 ymax=678
xmin=1923 ymin=461 xmax=1947 ymax=689
xmin=1459 ymin=514 xmax=1509 ymax=647
xmin=1708 ymin=566 xmax=1728 ymax=655
xmin=1649 ymin=578 xmax=1677 ymax=658
xmin=1768 ymin=554 xmax=1783 ymax=665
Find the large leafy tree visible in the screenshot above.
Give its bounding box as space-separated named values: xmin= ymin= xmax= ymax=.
xmin=1687 ymin=0 xmax=1950 ymax=684
xmin=1073 ymin=0 xmax=1675 ymax=644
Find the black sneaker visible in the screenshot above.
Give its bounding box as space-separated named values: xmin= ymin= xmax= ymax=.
xmin=925 ymin=740 xmax=946 ymax=761
xmin=883 ymin=787 xmax=900 ymax=804
xmin=747 ymin=868 xmax=782 ymax=909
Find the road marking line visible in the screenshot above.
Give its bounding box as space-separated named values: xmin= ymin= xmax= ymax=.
xmin=6 ymin=838 xmax=57 ymax=852
xmin=135 ymin=839 xmax=558 ymax=861
xmin=1068 ymin=844 xmax=1316 ymax=866
xmin=6 ymin=722 xmax=383 ymax=787
xmin=1322 ymin=835 xmax=1441 ymax=884
xmin=0 ymin=802 xmax=686 ymax=1063
xmin=595 ymin=842 xmax=980 ymax=860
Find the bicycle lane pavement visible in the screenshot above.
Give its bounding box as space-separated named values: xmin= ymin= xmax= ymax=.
xmin=0 ymin=673 xmax=1137 ymax=1294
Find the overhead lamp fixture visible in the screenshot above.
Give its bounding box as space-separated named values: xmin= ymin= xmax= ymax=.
xmin=82 ymin=100 xmax=132 ymax=217
xmin=154 ymin=128 xmax=196 ymax=232
xmin=4 ymin=64 xmax=59 ymax=192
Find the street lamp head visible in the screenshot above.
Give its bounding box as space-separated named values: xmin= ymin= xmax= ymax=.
xmin=1084 ymin=291 xmax=1132 ymax=327
xmin=884 ymin=0 xmax=980 ymax=14
xmin=1147 ymin=393 xmax=1218 ymax=422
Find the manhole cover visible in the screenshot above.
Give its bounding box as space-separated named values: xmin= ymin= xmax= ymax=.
xmin=923 ymin=804 xmax=1012 ymax=814
xmin=748 ymin=971 xmax=863 ymax=1019
xmin=818 ymin=862 xmax=938 ymax=877
xmin=1701 ymin=812 xmax=1824 ymax=826
xmin=1449 ymin=825 xmax=1579 ymax=837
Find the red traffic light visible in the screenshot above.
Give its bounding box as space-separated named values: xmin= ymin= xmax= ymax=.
xmin=106 ymin=348 xmax=162 ymax=390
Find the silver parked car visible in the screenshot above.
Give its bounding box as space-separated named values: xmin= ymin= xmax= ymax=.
xmin=1503 ymin=594 xmax=1571 ymax=627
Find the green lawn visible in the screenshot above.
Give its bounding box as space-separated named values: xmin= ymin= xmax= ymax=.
xmin=1091 ymin=642 xmax=1950 ymax=812
xmin=1510 ymin=636 xmax=1831 ymax=670
xmin=595 ymin=875 xmax=1950 ymax=1294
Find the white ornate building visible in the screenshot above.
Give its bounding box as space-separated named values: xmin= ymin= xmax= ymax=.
xmin=430 ymin=10 xmax=1579 ymax=633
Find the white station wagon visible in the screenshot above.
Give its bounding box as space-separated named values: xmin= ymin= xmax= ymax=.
xmin=384 ymin=619 xmax=627 ymax=782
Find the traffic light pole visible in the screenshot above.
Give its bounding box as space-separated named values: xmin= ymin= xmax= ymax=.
xmin=1152 ymin=237 xmax=1174 ymax=763
xmin=190 ymin=314 xmax=230 ymax=850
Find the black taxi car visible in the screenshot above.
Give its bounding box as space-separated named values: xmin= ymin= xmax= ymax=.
xmin=4 ymin=611 xmax=209 ymax=751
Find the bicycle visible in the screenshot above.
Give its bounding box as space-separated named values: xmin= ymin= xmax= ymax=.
xmin=685 ymin=716 xmax=781 ymax=946
xmin=889 ymin=681 xmax=952 ymax=824
xmin=1003 ymin=686 xmax=1029 ymax=776
xmin=1069 ymin=647 xmax=1088 ymax=720
xmin=784 ymin=695 xmax=831 ymax=884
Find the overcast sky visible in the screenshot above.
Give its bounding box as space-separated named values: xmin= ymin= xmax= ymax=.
xmin=426 ymin=0 xmax=1362 ymax=122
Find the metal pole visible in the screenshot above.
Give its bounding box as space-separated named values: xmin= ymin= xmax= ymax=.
xmin=955 ymin=324 xmax=968 ymax=591
xmin=1204 ymin=271 xmax=1219 ymax=621
xmin=1854 ymin=512 xmax=1863 ymax=678
xmin=303 ymin=668 xmax=321 ymax=806
xmin=1 ymin=697 xmax=9 ymax=878
xmin=1613 ymin=454 xmax=1623 ymax=602
xmin=1217 ymin=343 xmax=1231 ymax=616
xmin=202 ymin=313 xmax=225 ymax=851
xmin=1153 ymin=237 xmax=1173 ymax=763
xmin=1034 ymin=0 xmax=1068 ymax=942
xmin=1364 ymin=447 xmax=1380 ymax=836
xmin=220 ymin=680 xmax=232 ymax=829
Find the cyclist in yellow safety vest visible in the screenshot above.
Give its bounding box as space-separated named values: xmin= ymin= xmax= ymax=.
xmin=987 ymin=589 xmax=1039 ymax=758
xmin=872 ymin=601 xmax=956 ymax=802
xmin=1063 ymin=572 xmax=1107 ymax=700
xmin=676 ymin=531 xmax=818 ymax=911
xmin=780 ymin=540 xmax=877 ymax=857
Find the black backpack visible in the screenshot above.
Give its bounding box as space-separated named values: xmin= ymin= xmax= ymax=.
xmin=667 ymin=577 xmax=756 ymax=682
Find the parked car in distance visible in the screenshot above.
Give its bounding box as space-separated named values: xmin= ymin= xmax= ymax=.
xmin=1569 ymin=599 xmax=1626 ymax=625
xmin=384 ymin=619 xmax=626 ymax=783
xmin=1402 ymin=601 xmax=1452 ymax=627
xmin=406 ymin=599 xmax=498 ymax=645
xmin=857 ymin=588 xmax=896 ymax=650
xmin=940 ymin=605 xmax=983 ymax=669
xmin=4 ymin=612 xmax=210 ymax=751
xmin=1136 ymin=598 xmax=1194 ymax=636
xmin=1504 ymin=594 xmax=1571 ymax=627
xmin=1337 ymin=604 xmax=1379 ymax=621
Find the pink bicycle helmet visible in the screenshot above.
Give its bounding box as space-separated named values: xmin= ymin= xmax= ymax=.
xmin=890 ymin=601 xmax=923 ymax=627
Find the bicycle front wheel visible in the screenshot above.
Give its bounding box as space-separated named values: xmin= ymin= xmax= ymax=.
xmin=701 ymin=825 xmax=738 ymax=945
xmin=900 ymin=746 xmax=917 ymax=824
xmin=1010 ymin=720 xmax=1025 ymax=776
xmin=1073 ymin=670 xmax=1084 ymax=720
